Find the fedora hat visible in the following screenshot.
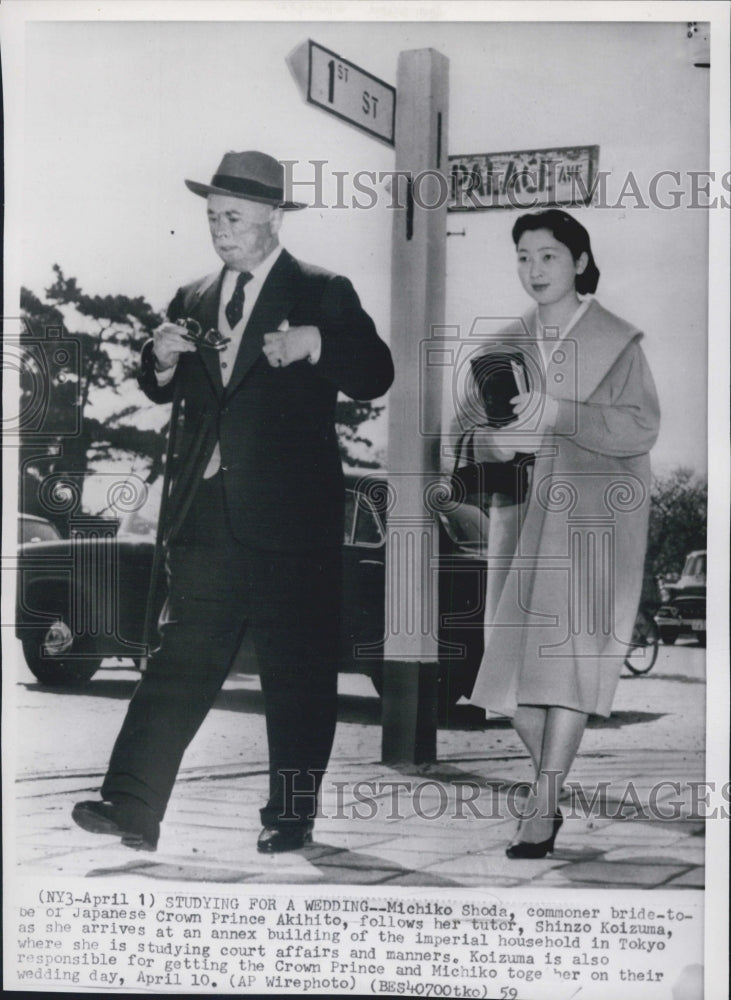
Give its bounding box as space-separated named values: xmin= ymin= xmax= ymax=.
xmin=185 ymin=151 xmax=306 ymax=210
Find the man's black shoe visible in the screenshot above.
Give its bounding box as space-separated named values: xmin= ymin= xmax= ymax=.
xmin=257 ymin=826 xmax=313 ymax=854
xmin=72 ymin=800 xmax=159 ymax=852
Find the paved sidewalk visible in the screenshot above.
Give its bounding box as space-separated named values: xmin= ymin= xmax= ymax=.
xmin=14 ymin=744 xmax=705 ymax=889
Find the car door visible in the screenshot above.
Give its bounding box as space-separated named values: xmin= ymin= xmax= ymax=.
xmin=340 ymin=479 xmax=386 ymax=673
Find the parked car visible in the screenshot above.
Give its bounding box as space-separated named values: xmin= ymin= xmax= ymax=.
xmin=18 ymin=513 xmax=63 ymax=544
xmin=653 ymin=549 xmax=706 ymax=647
xmin=15 ymin=474 xmax=487 ymax=705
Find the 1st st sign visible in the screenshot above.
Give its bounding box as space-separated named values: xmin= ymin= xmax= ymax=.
xmin=287 ymin=40 xmax=396 ymax=146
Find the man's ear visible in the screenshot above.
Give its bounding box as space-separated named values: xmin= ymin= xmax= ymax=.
xmin=269 ymin=207 xmax=285 ymax=236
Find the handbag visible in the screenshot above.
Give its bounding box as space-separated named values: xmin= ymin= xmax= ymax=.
xmin=450 ymin=430 xmax=534 ymax=507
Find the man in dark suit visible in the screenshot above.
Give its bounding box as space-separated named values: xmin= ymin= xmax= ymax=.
xmin=73 ymin=150 xmax=393 ymax=853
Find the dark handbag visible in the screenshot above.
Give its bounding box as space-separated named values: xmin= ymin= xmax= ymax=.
xmin=450 ymin=430 xmax=534 ymax=507
xmin=470 ymin=347 xmax=531 ymax=428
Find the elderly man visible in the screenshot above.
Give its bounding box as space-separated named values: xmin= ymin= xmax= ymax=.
xmin=73 ymin=151 xmax=393 ymax=853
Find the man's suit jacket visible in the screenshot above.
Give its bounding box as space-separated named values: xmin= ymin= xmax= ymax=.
xmin=138 ymin=249 xmax=394 ymax=551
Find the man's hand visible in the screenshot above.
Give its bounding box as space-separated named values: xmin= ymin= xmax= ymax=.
xmin=152 ymin=322 xmax=198 ymax=371
xmin=262 ymin=324 xmax=321 ymax=368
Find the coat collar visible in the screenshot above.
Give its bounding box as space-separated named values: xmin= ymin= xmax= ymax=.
xmin=526 ymin=299 xmax=642 ymax=402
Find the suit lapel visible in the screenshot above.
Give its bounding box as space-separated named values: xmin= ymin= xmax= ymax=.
xmin=224 ymin=249 xmax=300 ymax=399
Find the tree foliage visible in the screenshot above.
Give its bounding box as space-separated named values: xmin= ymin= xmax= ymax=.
xmin=19 ymin=266 xmax=166 ymax=532
xmin=647 ymin=467 xmax=707 ymax=578
xmin=335 ymin=399 xmax=385 ymax=468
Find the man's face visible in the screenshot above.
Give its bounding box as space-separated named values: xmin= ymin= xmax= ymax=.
xmin=207 ymin=193 xmax=283 ymax=271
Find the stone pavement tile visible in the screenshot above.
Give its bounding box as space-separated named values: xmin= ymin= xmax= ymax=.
xmin=409 ymin=873 xmax=526 ymax=888
xmin=541 ymin=846 xmax=605 ymax=864
xmin=169 ymin=805 xmax=262 ymax=830
xmin=421 ymin=851 xmax=565 ymax=880
xmin=314 ymin=831 xmax=403 ymax=853
xmin=307 ymin=817 xmax=402 ymax=836
xmin=32 ymin=845 xmax=161 ymax=879
xmin=378 ymin=871 xmax=495 ymax=887
xmin=155 ymin=831 xmax=261 ymax=861
xmin=557 ymin=860 xmax=692 ymax=887
xmin=16 ymin=844 xmax=98 ymax=866
xmin=75 ymin=844 xmax=330 ymax=884
xmin=590 ymin=822 xmax=688 ymax=845
xmin=287 ymin=864 xmax=407 ymax=885
xmin=663 ymin=867 xmax=705 ymax=888
xmin=313 ymin=848 xmax=404 ymax=873
xmin=175 ymin=787 xmax=264 ymax=805
xmin=605 ymin=844 xmax=706 ymax=864
xmin=88 ymin=859 xmax=303 ymax=883
xmin=396 ymin=813 xmax=509 ymax=834
xmin=356 ymin=844 xmax=459 ymax=870
xmin=19 ymin=822 xmax=105 ymax=847
xmin=367 ymin=828 xmax=510 ymax=856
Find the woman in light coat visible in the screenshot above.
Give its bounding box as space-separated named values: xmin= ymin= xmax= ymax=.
xmin=467 ymin=209 xmax=660 ymax=857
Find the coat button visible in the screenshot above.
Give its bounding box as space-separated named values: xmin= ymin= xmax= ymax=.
xmin=221 ymin=465 xmax=228 ymax=472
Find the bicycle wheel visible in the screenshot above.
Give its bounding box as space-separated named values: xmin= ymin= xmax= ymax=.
xmin=624 ymin=612 xmax=660 ymax=675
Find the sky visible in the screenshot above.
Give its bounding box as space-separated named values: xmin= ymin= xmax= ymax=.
xmin=4 ymin=8 xmax=729 ymax=481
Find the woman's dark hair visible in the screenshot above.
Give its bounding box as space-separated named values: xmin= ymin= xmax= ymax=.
xmin=511 ymin=209 xmax=600 ymax=294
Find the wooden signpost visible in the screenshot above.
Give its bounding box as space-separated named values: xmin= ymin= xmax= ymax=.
xmin=288 ymin=42 xmax=449 ymax=764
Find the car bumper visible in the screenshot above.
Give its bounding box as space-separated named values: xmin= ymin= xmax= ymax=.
xmin=654 ymin=607 xmax=706 ymax=635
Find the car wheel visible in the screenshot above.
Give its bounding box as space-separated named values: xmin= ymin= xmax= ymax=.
xmin=659 ymin=627 xmax=677 ymax=646
xmin=697 ymin=632 xmax=706 ymax=648
xmin=624 ymin=614 xmax=660 ymax=675
xmin=21 ymin=618 xmax=101 ymax=686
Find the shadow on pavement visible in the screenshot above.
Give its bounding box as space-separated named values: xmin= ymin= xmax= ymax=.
xmin=84 ymin=845 xmax=464 ymax=886
xmin=20 ymin=674 xmax=510 ymax=732
xmin=587 ymin=710 xmax=666 ymax=728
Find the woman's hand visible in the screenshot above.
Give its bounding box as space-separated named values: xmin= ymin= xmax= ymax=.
xmin=472 ymin=427 xmax=517 ymax=463
xmin=511 ymin=390 xmax=559 ymax=435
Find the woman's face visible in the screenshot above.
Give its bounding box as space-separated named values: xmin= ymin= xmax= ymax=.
xmin=516 ymin=229 xmax=587 ymax=308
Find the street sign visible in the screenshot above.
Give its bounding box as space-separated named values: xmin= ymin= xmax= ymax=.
xmin=287 ymin=39 xmax=396 ymax=146
xmin=449 ymin=145 xmax=600 ymax=211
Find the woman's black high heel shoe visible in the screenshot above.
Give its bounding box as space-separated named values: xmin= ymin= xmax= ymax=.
xmin=505 ymin=809 xmax=563 ymax=859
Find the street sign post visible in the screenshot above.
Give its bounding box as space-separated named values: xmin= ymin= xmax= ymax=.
xmin=287 ymin=39 xmax=396 ymax=146
xmin=287 ymin=41 xmax=448 ymax=764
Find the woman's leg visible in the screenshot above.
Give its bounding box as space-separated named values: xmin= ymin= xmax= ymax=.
xmin=517 ymin=706 xmax=588 ymax=843
xmin=512 ymin=705 xmax=548 ymax=777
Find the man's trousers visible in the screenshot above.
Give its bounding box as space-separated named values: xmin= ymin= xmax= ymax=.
xmin=101 ymin=472 xmax=341 ymax=829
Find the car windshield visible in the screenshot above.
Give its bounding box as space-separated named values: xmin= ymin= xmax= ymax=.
xmin=19 ymin=517 xmax=62 ymax=543
xmin=683 ymin=552 xmax=706 ymax=578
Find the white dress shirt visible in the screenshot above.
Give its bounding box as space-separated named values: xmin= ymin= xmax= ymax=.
xmin=534 ymin=294 xmax=592 ymax=372
xmin=215 ymin=246 xmax=284 ymax=387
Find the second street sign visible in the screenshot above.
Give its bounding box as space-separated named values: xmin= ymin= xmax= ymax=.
xmin=287 ymin=40 xmax=396 ymax=146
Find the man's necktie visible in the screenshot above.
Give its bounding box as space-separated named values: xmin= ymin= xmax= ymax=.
xmin=225 ymin=271 xmax=253 ymax=329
